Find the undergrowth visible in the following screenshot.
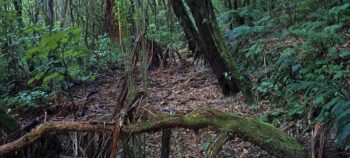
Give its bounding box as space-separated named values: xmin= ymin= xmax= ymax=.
xmin=222 ymin=1 xmax=350 ymax=147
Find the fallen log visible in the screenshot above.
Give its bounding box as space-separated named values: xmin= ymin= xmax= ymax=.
xmin=0 ymin=109 xmax=305 ymax=157
xmin=123 ymin=108 xmax=304 ymax=158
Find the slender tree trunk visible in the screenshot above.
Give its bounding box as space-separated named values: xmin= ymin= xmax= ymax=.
xmin=46 ymin=0 xmax=54 ymax=28
xmin=105 ymin=0 xmax=117 ymax=42
xmin=169 ymin=0 xmax=201 ymax=58
xmin=128 ymin=0 xmax=136 ymax=36
xmin=59 ymin=0 xmax=69 ymax=28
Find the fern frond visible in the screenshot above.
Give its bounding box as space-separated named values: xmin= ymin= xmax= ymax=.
xmin=225 ymin=26 xmax=266 ymax=41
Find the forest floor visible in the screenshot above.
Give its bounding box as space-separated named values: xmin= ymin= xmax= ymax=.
xmin=16 ymin=58 xmax=301 ymax=158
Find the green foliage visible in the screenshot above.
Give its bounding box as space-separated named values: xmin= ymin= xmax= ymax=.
xmin=146 ymin=23 xmax=173 ymax=43
xmin=89 ymin=35 xmax=121 ymax=72
xmin=223 ymin=1 xmax=350 ymax=147
xmin=202 ymin=133 xmax=217 ymax=151
xmin=0 ymin=0 xmax=23 ymax=83
xmin=145 ymin=9 xmax=185 ymax=48
xmin=23 ymin=27 xmax=91 ymax=88
xmin=225 ymin=25 xmax=266 ymax=41
xmin=2 ymin=89 xmax=49 ymax=111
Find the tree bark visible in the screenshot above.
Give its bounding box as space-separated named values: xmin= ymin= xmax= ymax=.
xmin=45 ymin=0 xmax=55 ymax=28
xmin=169 ymin=0 xmax=202 ymax=58
xmin=105 ymin=0 xmax=117 ymax=42
xmin=160 ymin=128 xmax=171 ymax=158
xmin=171 ymin=0 xmax=254 ymax=103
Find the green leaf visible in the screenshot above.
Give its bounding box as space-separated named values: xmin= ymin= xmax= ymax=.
xmin=333 ymin=71 xmax=343 ymax=80
xmin=43 ymin=73 xmax=63 ymax=85
xmin=339 ymin=51 xmax=350 ymax=57
xmin=336 ymin=107 xmax=350 ymax=124
xmin=312 ymin=96 xmax=324 ymax=105
xmin=336 ymin=123 xmax=350 ymax=146
xmin=38 ymin=52 xmax=49 ymax=59
xmin=257 ymin=87 xmax=267 ymax=93
xmin=259 ymin=115 xmax=268 ymax=122
xmin=328 ymin=47 xmax=337 ymax=54
xmin=28 ymin=72 xmax=45 ymax=84
xmin=202 ymin=142 xmax=210 ymax=151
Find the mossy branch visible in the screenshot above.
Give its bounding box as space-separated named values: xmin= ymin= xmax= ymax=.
xmin=0 ymin=109 xmax=304 ymax=157
xmin=123 ymin=109 xmax=304 ymax=158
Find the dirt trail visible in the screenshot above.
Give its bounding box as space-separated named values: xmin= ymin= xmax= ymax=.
xmin=17 ymin=59 xmax=275 ymax=157
xmin=142 ymin=61 xmax=272 ymax=157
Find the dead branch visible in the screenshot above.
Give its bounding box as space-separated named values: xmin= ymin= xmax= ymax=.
xmin=0 ymin=122 xmax=115 ymax=156
xmin=0 ymin=109 xmax=305 ymax=158
xmin=110 ymin=122 xmax=122 ymax=158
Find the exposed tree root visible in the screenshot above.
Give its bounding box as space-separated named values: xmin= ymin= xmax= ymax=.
xmin=207 ymin=133 xmax=231 ymax=158
xmin=0 ymin=109 xmax=305 ymax=157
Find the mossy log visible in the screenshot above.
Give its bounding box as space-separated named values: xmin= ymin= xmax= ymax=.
xmin=0 ymin=109 xmax=304 ymax=157
xmin=124 ymin=109 xmax=304 ymax=158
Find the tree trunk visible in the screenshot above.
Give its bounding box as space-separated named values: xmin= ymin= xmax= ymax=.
xmin=105 ymin=0 xmax=117 ymax=42
xmin=45 ymin=0 xmax=54 ymax=28
xmin=171 ymin=0 xmax=254 ymax=103
xmin=169 ymin=0 xmax=202 ymax=59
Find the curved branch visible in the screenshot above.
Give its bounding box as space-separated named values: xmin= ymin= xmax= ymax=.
xmin=0 ymin=109 xmax=304 ymax=158
xmin=207 ymin=132 xmax=231 ymax=158
xmin=0 ymin=122 xmax=115 ymax=155
xmin=123 ymin=109 xmax=304 ymax=158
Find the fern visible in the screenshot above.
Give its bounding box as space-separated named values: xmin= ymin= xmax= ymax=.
xmin=328 ymin=3 xmax=350 ymax=18
xmin=220 ymin=0 xmax=350 ymax=147
xmin=225 ymin=25 xmax=267 ymax=41
xmin=297 ymin=21 xmax=327 ymax=31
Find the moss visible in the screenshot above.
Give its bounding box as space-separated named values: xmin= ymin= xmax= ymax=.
xmin=125 ymin=108 xmax=304 ymax=157
xmin=183 ymin=110 xmax=210 ymax=125
xmin=209 ymin=111 xmax=303 ymax=157
xmin=127 ymin=122 xmax=153 ymax=132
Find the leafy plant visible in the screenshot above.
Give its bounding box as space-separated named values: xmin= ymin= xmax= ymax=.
xmin=202 ymin=133 xmax=218 ymax=151
xmin=89 ymin=35 xmax=121 ymax=72
xmin=2 ymin=89 xmax=50 ymax=111
xmin=23 ymin=28 xmax=90 ymax=89
xmin=224 ymin=1 xmax=350 ymax=147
